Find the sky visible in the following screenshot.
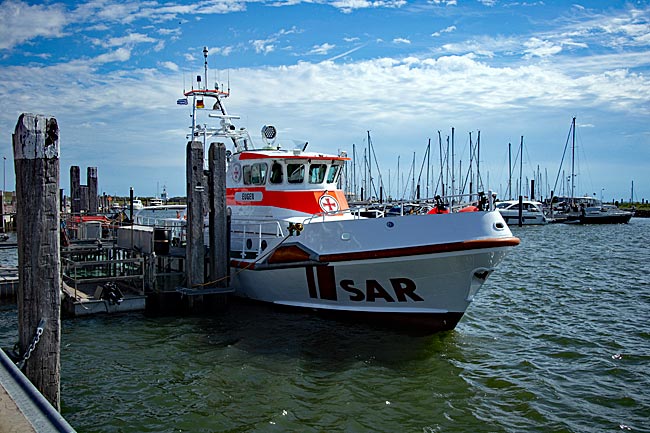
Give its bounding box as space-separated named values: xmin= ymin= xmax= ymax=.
xmin=1 ymin=0 xmax=649 ymax=203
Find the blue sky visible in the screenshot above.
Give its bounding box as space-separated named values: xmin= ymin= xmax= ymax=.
xmin=1 ymin=0 xmax=649 ymax=202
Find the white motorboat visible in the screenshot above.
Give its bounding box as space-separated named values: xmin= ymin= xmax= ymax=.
xmin=495 ymin=200 xmax=547 ymax=225
xmin=132 ymin=199 xmax=144 ymax=211
xmin=553 ymin=196 xmax=633 ymax=224
xmin=179 ymin=48 xmax=520 ymax=332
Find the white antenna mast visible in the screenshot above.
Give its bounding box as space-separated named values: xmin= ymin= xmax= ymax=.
xmin=203 ymin=46 xmax=209 ymax=88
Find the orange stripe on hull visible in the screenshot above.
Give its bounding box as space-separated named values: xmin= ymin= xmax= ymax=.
xmin=227 ymin=188 xmax=349 ymax=214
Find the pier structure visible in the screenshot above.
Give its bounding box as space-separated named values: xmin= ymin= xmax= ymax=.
xmin=56 ymin=140 xmax=231 ymax=315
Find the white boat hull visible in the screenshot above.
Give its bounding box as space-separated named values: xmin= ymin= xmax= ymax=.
xmin=229 ymin=211 xmax=518 ymax=332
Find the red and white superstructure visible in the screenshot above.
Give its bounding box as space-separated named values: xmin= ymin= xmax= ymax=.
xmin=181 ymin=48 xmax=520 ymax=332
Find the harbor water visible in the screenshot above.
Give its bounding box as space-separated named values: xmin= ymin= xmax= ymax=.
xmin=1 ymin=219 xmax=649 ymax=432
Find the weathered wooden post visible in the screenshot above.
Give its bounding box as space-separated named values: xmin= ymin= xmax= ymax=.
xmin=12 ymin=113 xmax=61 ymax=410
xmin=186 ymin=141 xmax=205 ymax=289
xmin=59 ymin=188 xmax=64 ymax=213
xmin=129 ymin=187 xmax=134 ymax=221
xmin=530 ymin=179 xmax=535 ymax=201
xmin=70 ymin=165 xmax=80 ymax=215
xmin=208 ymin=142 xmax=228 ymax=288
xmin=87 ymin=167 xmax=98 ymax=214
xmin=80 ymin=185 xmax=89 ymax=213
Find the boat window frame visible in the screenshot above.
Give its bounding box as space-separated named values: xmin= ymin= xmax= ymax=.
xmin=308 ymin=163 xmax=328 ymax=184
xmin=287 ymin=163 xmax=305 ymax=184
xmin=327 ymin=164 xmax=341 ymax=184
xmin=269 ymin=161 xmax=283 ymax=184
xmin=242 ymin=162 xmax=268 ymax=186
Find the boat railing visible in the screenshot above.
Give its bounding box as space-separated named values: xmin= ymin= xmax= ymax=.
xmin=61 ymin=255 xmax=146 ymax=298
xmin=230 ymin=219 xmax=286 ymax=258
xmin=133 ymin=208 xmax=188 ymax=246
xmin=306 ymin=190 xmax=497 ymax=223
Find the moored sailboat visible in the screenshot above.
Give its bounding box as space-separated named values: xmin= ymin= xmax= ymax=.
xmin=551 ymin=117 xmax=632 ymax=225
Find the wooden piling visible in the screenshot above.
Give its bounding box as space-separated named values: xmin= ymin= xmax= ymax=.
xmin=70 ymin=165 xmax=80 ymax=215
xmin=518 ymin=195 xmax=524 ymax=227
xmin=129 ymin=187 xmax=134 ymax=221
xmin=208 ymin=142 xmax=228 ymax=288
xmin=12 ymin=113 xmax=61 ymax=410
xmin=87 ymin=167 xmax=98 ymax=214
xmin=530 ymin=179 xmax=535 ymax=201
xmin=80 ymin=185 xmax=89 ymax=213
xmin=186 ymin=141 xmax=205 ymax=288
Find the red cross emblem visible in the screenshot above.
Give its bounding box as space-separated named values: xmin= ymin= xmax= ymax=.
xmin=231 ymin=163 xmax=241 ymax=182
xmin=319 ymin=195 xmax=339 ymax=212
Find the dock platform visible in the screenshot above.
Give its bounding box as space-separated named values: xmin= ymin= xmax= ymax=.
xmin=0 ymin=348 xmax=76 ymax=433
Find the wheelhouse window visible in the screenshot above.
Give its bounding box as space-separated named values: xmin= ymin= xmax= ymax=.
xmin=308 ymin=164 xmax=327 ymax=184
xmin=287 ymin=163 xmax=305 ymax=183
xmin=270 ymin=162 xmax=283 ymax=184
xmin=327 ymin=165 xmax=341 ymax=184
xmin=243 ymin=163 xmax=267 ymax=185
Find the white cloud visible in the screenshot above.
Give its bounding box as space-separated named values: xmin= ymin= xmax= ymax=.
xmin=0 ymin=0 xmax=68 ymax=50
xmin=159 ymin=61 xmax=179 ymax=71
xmin=219 ymin=46 xmax=234 ymax=56
xmin=393 ymin=38 xmax=411 ymax=44
xmin=523 ymin=37 xmax=563 ymax=58
xmin=252 ymin=38 xmax=275 ymax=54
xmin=431 ymin=25 xmax=457 ymax=37
xmin=309 ymin=43 xmax=336 ymax=55
xmin=92 ymin=47 xmax=132 ymax=63
xmin=250 ymin=27 xmax=301 ymax=55
xmin=329 ymin=0 xmax=406 ymax=14
xmin=428 ymin=0 xmax=457 ymax=5
xmin=94 ymin=33 xmax=158 ymax=48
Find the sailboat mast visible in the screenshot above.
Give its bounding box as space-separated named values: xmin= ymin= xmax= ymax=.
xmin=519 ymin=136 xmax=523 ymax=198
xmin=477 ymin=130 xmax=481 ymax=193
xmin=426 ymin=138 xmax=431 ymax=199
xmin=411 ymin=152 xmax=416 ymax=200
xmin=367 ymin=130 xmax=372 ymax=200
xmin=469 ymin=132 xmax=474 ymax=201
xmin=508 ymin=142 xmax=512 ymax=200
xmin=438 ymin=131 xmax=444 ymax=197
xmin=451 ymin=127 xmax=455 ymax=205
xmin=571 ymin=116 xmax=576 ymax=200
xmin=352 ymin=143 xmax=356 ymax=200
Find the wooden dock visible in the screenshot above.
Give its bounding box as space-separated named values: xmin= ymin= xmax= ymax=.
xmin=0 ymin=348 xmax=76 ymax=433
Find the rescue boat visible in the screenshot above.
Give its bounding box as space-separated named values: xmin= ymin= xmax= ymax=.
xmin=181 ymin=48 xmax=520 ymax=332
